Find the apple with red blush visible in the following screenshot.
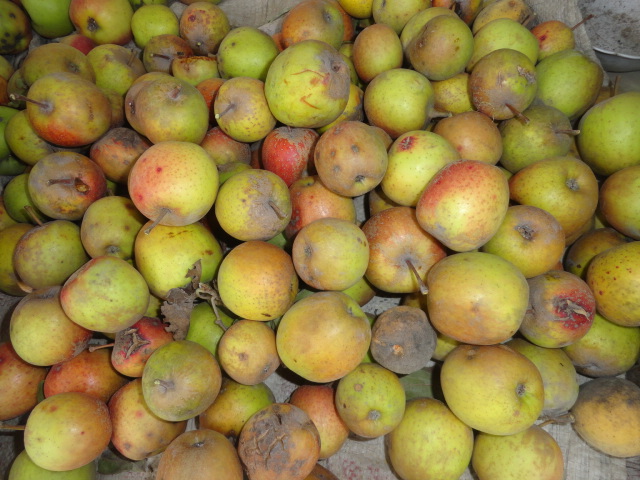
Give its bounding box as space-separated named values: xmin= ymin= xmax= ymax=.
xmin=261 ymin=126 xmax=319 ymax=186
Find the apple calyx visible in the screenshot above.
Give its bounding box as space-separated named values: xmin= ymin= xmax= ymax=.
xmin=565 ymin=178 xmax=579 ymax=191
xmin=516 ymin=224 xmax=534 ymax=241
xmin=121 ymin=328 xmax=152 ymax=358
xmin=87 ymin=17 xmax=99 ymax=33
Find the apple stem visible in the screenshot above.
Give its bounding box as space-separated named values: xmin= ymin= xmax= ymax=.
xmin=144 ymin=208 xmax=170 ymax=235
xmin=522 ymin=13 xmax=537 ymax=28
xmin=505 ymin=104 xmax=529 ymax=125
xmin=23 ymin=205 xmax=43 ymax=226
xmin=0 ymin=425 xmax=26 ymax=431
xmin=537 ymin=412 xmax=575 ymax=428
xmin=47 ymin=177 xmax=90 ymax=194
xmin=150 ymin=53 xmax=172 ymax=60
xmin=405 ymin=259 xmax=428 ymax=295
xmin=88 ymin=342 xmax=115 ymax=353
xmin=555 ymin=129 xmax=581 ymax=136
xmin=16 ymin=278 xmax=33 ymax=295
xmin=8 ymin=94 xmax=49 ymax=110
xmin=214 ymin=103 xmax=234 ymax=120
xmin=571 ymin=14 xmax=594 ymax=31
xmin=268 ymin=200 xmax=286 ymax=219
xmin=127 ymin=49 xmax=139 ymax=66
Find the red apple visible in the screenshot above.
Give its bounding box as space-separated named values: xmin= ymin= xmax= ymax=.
xmin=56 ymin=34 xmax=96 ymax=55
xmin=261 ymin=126 xmax=319 ymax=186
xmin=69 ymin=0 xmax=134 ymax=45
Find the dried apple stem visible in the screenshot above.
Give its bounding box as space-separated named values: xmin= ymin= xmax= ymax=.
xmin=0 ymin=425 xmax=26 ymax=431
xmin=88 ymin=342 xmax=115 ymax=353
xmin=405 ymin=259 xmax=429 ymax=295
xmin=144 ymin=208 xmax=170 ymax=235
xmin=8 ymin=94 xmax=47 ymax=109
xmin=505 ymin=103 xmax=529 ymax=124
xmin=571 ymin=14 xmax=594 ymax=30
xmin=268 ymin=200 xmax=286 ymax=219
xmin=23 ymin=205 xmax=43 ymax=226
xmin=555 ymin=129 xmax=581 ymax=136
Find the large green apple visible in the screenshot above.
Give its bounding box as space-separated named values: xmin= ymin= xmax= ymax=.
xmin=217 ymin=26 xmax=280 ymax=80
xmin=9 ymin=449 xmax=96 ymax=479
xmin=21 ymin=0 xmax=74 ymax=39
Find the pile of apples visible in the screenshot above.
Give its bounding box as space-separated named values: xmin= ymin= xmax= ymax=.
xmin=1 ymin=0 xmax=640 ymax=479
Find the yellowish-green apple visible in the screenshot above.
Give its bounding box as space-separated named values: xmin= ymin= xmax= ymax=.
xmin=564 ymin=227 xmax=631 ymax=279
xmin=214 ymin=168 xmax=291 ymax=242
xmin=362 ymin=206 xmax=447 ymax=294
xmin=10 ymin=286 xmax=92 ymax=366
xmin=472 ymin=0 xmax=533 ymax=33
xmin=334 ymin=362 xmax=405 ymax=438
xmin=586 ymin=240 xmax=640 ymax=327
xmin=86 ymin=44 xmax=145 ymax=97
xmin=381 ymin=130 xmax=460 ymax=207
xmin=199 ymin=378 xmax=275 ymax=441
xmin=142 ymin=340 xmax=222 ymax=422
xmin=133 ymin=220 xmax=223 ymax=299
xmin=400 ymin=6 xmax=458 ymax=50
xmin=431 ymin=72 xmax=474 ymax=115
xmin=217 ymin=240 xmax=298 ymax=321
xmin=60 ymin=255 xmax=150 ymax=333
xmin=264 ymin=39 xmax=351 ymax=129
xmin=563 ymin=312 xmax=640 ymax=377
xmin=426 ymin=251 xmax=529 ymax=345
xmin=178 ymin=2 xmax=230 ymax=56
xmin=292 ymin=217 xmax=369 ymax=291
xmin=472 ymin=425 xmax=564 ymax=480
xmin=441 ymin=343 xmax=544 ymax=435
xmin=108 ymin=378 xmax=187 ymax=461
xmin=130 ymin=4 xmax=179 ymax=49
xmin=315 ymin=82 xmax=364 ymax=134
xmin=386 ymin=397 xmax=474 ymax=480
xmin=508 ymin=156 xmax=599 ymax=241
xmin=185 ymin=302 xmax=234 ymax=358
xmin=276 ymin=291 xmax=370 ymax=383
xmin=19 ymin=42 xmax=95 ymax=87
xmin=416 ymin=160 xmax=510 ymax=252
xmin=8 ymin=449 xmax=96 ymax=479
xmin=128 ymin=141 xmax=219 ymax=228
xmin=506 ymin=337 xmax=579 ymax=415
xmin=352 ymin=23 xmax=403 ymax=83
xmin=598 ymin=164 xmax=640 ymax=239
xmin=0 ymin=222 xmax=33 ymax=296
xmin=372 ymin=0 xmax=431 ymax=34
xmin=20 ymin=0 xmax=74 ymax=39
xmin=480 ymin=205 xmax=565 ymax=278
xmin=519 ymin=269 xmax=596 ymax=348
xmin=217 ymin=26 xmax=280 ymax=81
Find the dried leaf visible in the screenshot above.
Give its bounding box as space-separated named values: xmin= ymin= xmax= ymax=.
xmin=161 ymin=287 xmax=196 ymax=341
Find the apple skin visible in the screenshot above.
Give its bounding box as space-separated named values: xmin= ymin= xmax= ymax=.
xmin=24 ymin=391 xmax=112 ymax=471
xmin=426 ymin=251 xmax=529 ymax=345
xmin=8 ymin=449 xmax=97 ymax=479
xmin=285 ymin=174 xmax=356 ymax=239
xmin=0 ymin=0 xmax=32 ymax=55
xmin=261 ymin=126 xmax=319 ymax=187
xmin=352 ymin=23 xmax=403 ymax=84
xmin=563 ymin=312 xmax=640 ymax=378
xmin=217 ymin=240 xmax=298 ymax=321
xmin=289 ymin=384 xmax=350 ymax=459
xmin=361 ymin=206 xmax=447 ymax=294
xmin=43 ymin=347 xmax=128 ymax=404
xmin=586 ymin=240 xmax=640 ymax=327
xmin=217 ymin=25 xmax=280 ymax=81
xmin=89 ymin=127 xmax=151 ymax=185
xmin=0 ymin=223 xmax=33 ymax=295
xmin=179 ymin=2 xmax=230 ymax=56
xmin=564 ymin=227 xmax=631 ymax=279
xmin=69 ymin=0 xmax=134 ymax=45
xmin=472 ymin=424 xmax=564 ymax=480
xmin=86 ymin=44 xmax=146 ymax=97
xmin=441 ymin=343 xmax=545 ymax=436
xmin=520 ymin=270 xmax=596 ymax=349
xmin=130 ymin=4 xmax=179 ymax=49
xmin=598 ymin=164 xmax=640 ymax=239
xmin=480 ymin=204 xmax=565 ymax=279
xmin=276 ymin=291 xmax=371 ymax=383
xmin=416 ymin=159 xmax=510 ymax=252
xmin=386 ymin=397 xmax=474 ymax=480
xmin=200 ymin=126 xmax=251 ymax=168
xmin=56 ymin=33 xmax=96 ymax=55
xmin=0 ymin=341 xmax=48 ymax=421
xmin=281 ymin=0 xmax=345 ymax=50
xmin=109 ymin=378 xmax=187 ymax=461
xmin=505 ymin=337 xmax=579 ymax=416
xmin=21 ymin=0 xmax=74 ymax=39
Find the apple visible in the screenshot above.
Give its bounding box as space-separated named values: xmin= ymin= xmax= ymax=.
xmin=60 ymin=255 xmax=150 ymax=333
xmin=20 ymin=0 xmax=73 ymax=38
xmin=508 ymin=156 xmax=599 ymax=241
xmin=128 ymin=141 xmax=218 ymax=228
xmin=289 ymin=384 xmax=350 ymax=459
xmin=285 ymin=174 xmax=356 ymax=239
xmin=335 ymin=362 xmax=405 ymax=438
xmin=86 ymin=44 xmax=146 ymax=97
xmin=599 ymin=165 xmax=640 ymax=239
xmin=361 ymin=206 xmax=447 ymax=294
xmin=363 ymin=67 xmax=435 ymax=139
xmin=19 ymin=42 xmax=95 ymax=87
xmin=130 ymin=4 xmax=179 ymax=49
xmin=185 ymin=302 xmax=234 ymax=358
xmin=199 ymin=377 xmax=275 ymax=441
xmin=416 ymin=160 xmax=510 ymax=252
xmin=441 ymin=343 xmax=545 ymax=435
xmin=564 ymin=227 xmax=631 ymax=279
xmin=56 ymin=33 xmax=96 ymax=55
xmin=171 ymin=55 xmax=219 ymax=86
xmin=314 ymin=120 xmax=389 ymax=197
xmin=109 ymin=378 xmax=187 ymax=461
xmin=336 ymin=0 xmax=372 ymax=18
xmin=2 ymin=173 xmax=48 ymax=225
xmin=3 ymin=110 xmax=60 ymax=167
xmin=156 ymin=428 xmax=243 ymax=480
xmin=505 ymin=337 xmax=579 ymax=416
xmin=89 ymin=126 xmax=151 ymax=184
xmin=141 ymin=34 xmax=194 ymax=74
xmin=472 ymin=424 xmax=564 ymax=480
xmin=43 ymin=347 xmax=128 ymax=403
xmin=0 ymin=196 xmax=18 ymax=231
xmin=142 ymin=339 xmax=222 ymax=422
xmin=352 ymin=23 xmax=403 ymax=83
xmin=431 ymin=72 xmax=474 ymax=115
xmin=69 ymin=0 xmax=134 ymax=45
xmin=276 ymin=291 xmax=371 ymax=383
xmin=291 ymin=217 xmax=369 ymax=291
xmin=426 ymin=251 xmax=529 ymax=345
xmin=264 ymin=39 xmax=351 ymax=129
xmin=213 ymin=76 xmax=276 ymax=143
xmin=134 ymin=220 xmax=223 ymax=299
xmin=8 ymin=449 xmax=96 ymax=479
xmin=111 ymin=316 xmax=174 ymax=377
xmin=9 ymin=286 xmax=93 ymax=367
xmin=217 ymin=240 xmax=298 ymax=321
xmin=214 ymin=168 xmax=291 ymax=242
xmin=563 ymin=312 xmax=640 ymax=378
xmin=479 ymin=204 xmax=565 ymax=279
xmin=261 ymin=126 xmax=318 ymax=187
xmin=179 ymin=2 xmax=230 ymax=56
xmin=217 ymin=25 xmax=280 ymax=81
xmin=386 ymin=397 xmax=474 ymax=480
xmin=200 ymin=126 xmax=251 ymax=168
xmin=0 ymin=223 xmax=34 ymax=296
xmin=24 ymin=392 xmax=112 ymax=471
xmin=399 ymin=6 xmax=458 ymax=50
xmin=0 ymin=342 xmax=48 ymax=421
xmin=316 ymin=82 xmax=365 ymax=134
xmin=281 ymin=0 xmax=345 ymax=50
xmin=0 ymin=0 xmax=32 ymax=55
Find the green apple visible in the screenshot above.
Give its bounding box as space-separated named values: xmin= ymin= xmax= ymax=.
xmin=399 ymin=6 xmax=458 ymax=50
xmin=4 ymin=110 xmax=59 ymax=167
xmin=217 ymin=26 xmax=280 ymax=81
xmin=185 ymin=302 xmax=235 ymax=358
xmin=9 ymin=449 xmax=96 ymax=479
xmin=0 ymin=223 xmax=34 ymax=297
xmin=472 ymin=0 xmax=533 ymax=33
xmin=2 ymin=173 xmax=47 ymax=225
xmin=21 ymin=0 xmax=74 ymax=39
xmin=130 ymin=4 xmax=179 ymax=49
xmin=441 ymin=344 xmax=545 ymax=435
xmin=86 ymin=44 xmax=146 ymax=97
xmin=386 ymin=397 xmax=473 ymax=480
